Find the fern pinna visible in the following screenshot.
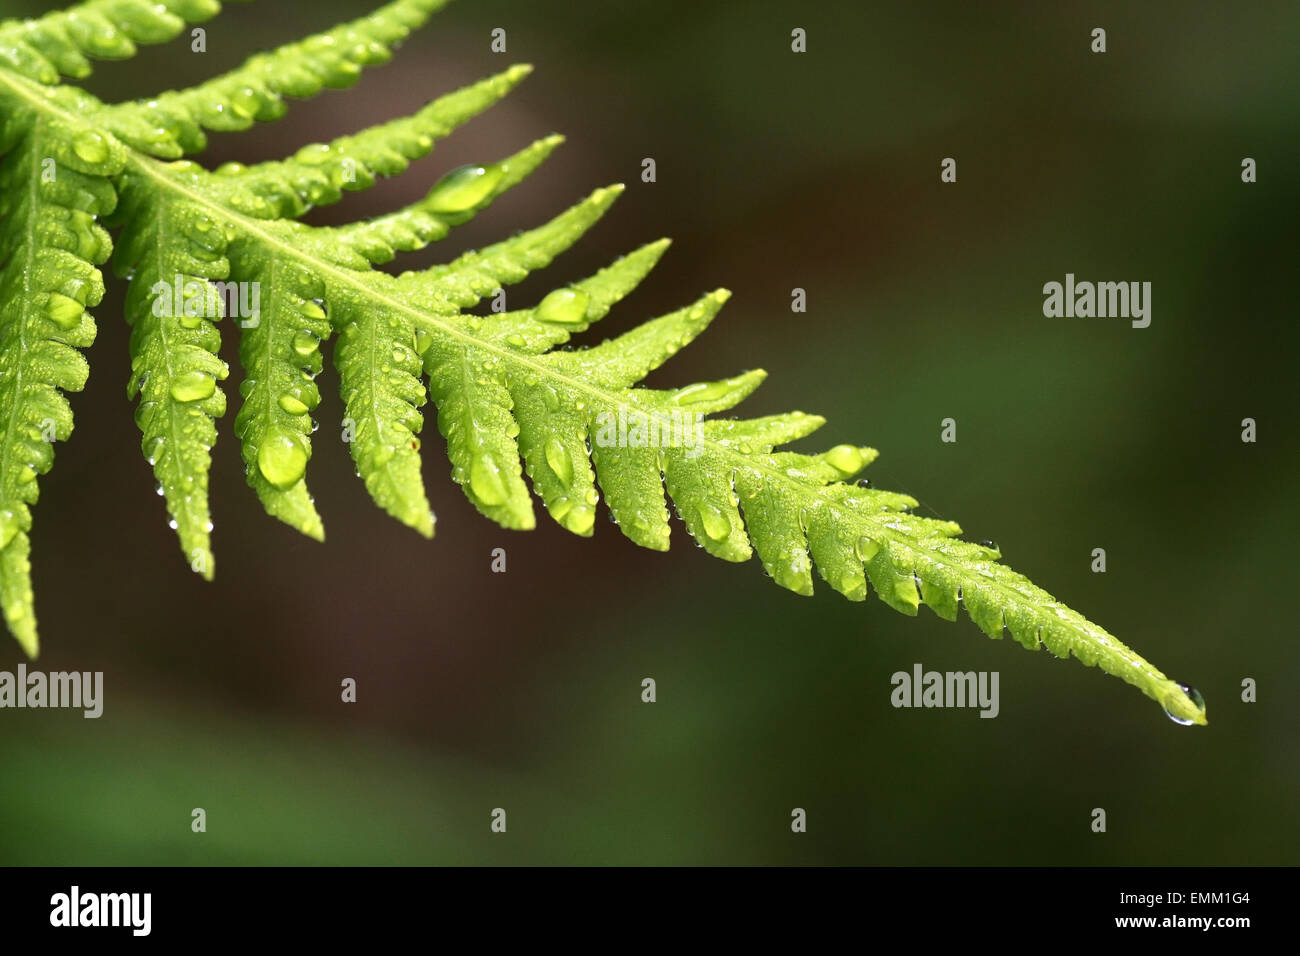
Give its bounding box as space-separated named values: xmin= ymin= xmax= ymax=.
xmin=0 ymin=0 xmax=1206 ymax=725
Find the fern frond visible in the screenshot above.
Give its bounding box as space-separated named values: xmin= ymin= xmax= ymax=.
xmin=0 ymin=83 xmax=125 ymax=654
xmin=97 ymin=0 xmax=446 ymax=158
xmin=0 ymin=1 xmax=1207 ymax=726
xmin=195 ymin=65 xmax=533 ymax=220
xmin=0 ymin=0 xmax=223 ymax=84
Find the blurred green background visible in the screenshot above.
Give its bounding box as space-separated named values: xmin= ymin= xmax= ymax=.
xmin=1 ymin=0 xmax=1296 ymax=864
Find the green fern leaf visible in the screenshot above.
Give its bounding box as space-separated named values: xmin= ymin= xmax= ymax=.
xmin=0 ymin=1 xmax=1207 ymax=727
xmin=0 ymin=0 xmax=224 ymax=84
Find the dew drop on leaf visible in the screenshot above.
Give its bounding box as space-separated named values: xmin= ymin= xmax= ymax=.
xmin=169 ymin=370 xmax=216 ymax=403
xmin=469 ymin=454 xmax=508 ymax=505
xmin=673 ymin=381 xmax=729 ymax=406
xmin=291 ymin=330 xmax=321 ymax=356
xmin=544 ymin=437 xmax=573 ymax=484
xmin=72 ymin=131 xmax=110 ymax=164
xmin=824 ymin=444 xmax=864 ymax=475
xmin=854 ymin=535 xmax=880 ymax=562
xmin=696 ymin=502 xmax=730 ymax=541
xmin=44 ymin=293 xmax=84 ymax=329
xmin=535 ymin=287 xmax=590 ymax=325
xmin=425 ymin=164 xmax=504 ymax=214
xmin=278 ymin=391 xmax=310 ymax=415
xmin=257 ymin=429 xmax=308 ymax=490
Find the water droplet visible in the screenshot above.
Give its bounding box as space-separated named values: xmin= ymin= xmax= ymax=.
xmin=544 ymin=438 xmax=573 ymax=484
xmin=169 ymin=370 xmax=215 ymax=403
xmin=540 ymin=385 xmax=561 ymax=412
xmin=1163 ymin=683 xmax=1207 ymax=726
xmin=855 ymin=477 xmax=871 ymax=488
xmin=505 ymin=333 xmax=527 ymax=348
xmin=425 ymin=164 xmax=505 ymax=214
xmin=673 ymin=381 xmax=731 ymax=406
xmin=469 ymin=454 xmax=508 ymax=505
xmin=563 ymin=505 xmax=595 ymax=535
xmin=854 ymin=535 xmax=880 ymax=562
xmin=45 ymin=293 xmax=84 ymax=329
xmin=291 ymin=330 xmax=321 ymax=356
xmin=257 ymin=429 xmax=308 ymax=490
xmin=696 ymin=503 xmax=730 ymax=541
xmin=72 ymin=130 xmax=110 ymax=164
xmin=230 ymin=86 xmax=260 ymax=119
xmin=278 ymin=391 xmax=310 ymax=415
xmin=414 ymin=330 xmax=435 ymax=356
xmin=536 ymin=287 xmax=590 ymax=325
xmin=825 ymin=444 xmax=865 ymax=475
xmin=154 ymin=480 xmax=164 ymax=496
xmin=300 ymin=299 xmax=326 ymax=320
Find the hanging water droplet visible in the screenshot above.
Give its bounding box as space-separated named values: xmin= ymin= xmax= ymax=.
xmin=168 ymin=518 xmax=178 ymax=531
xmin=535 ymin=287 xmax=590 ymax=325
xmin=154 ymin=480 xmax=164 ymax=496
xmin=257 ymin=428 xmax=308 ymax=489
xmin=414 ymin=329 xmax=435 ymax=356
xmin=544 ymin=437 xmax=573 ymax=484
xmin=425 ymin=163 xmax=505 ymax=214
xmin=856 ymin=477 xmax=871 ymax=488
xmin=72 ymin=130 xmax=110 ymax=164
xmin=300 ymin=299 xmax=326 ymax=321
xmin=169 ymin=370 xmax=215 ymax=403
xmin=469 ymin=454 xmax=508 ymax=505
xmin=1162 ymin=683 xmax=1207 ymax=726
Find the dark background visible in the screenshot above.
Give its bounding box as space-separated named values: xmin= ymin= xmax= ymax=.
xmin=0 ymin=0 xmax=1295 ymax=864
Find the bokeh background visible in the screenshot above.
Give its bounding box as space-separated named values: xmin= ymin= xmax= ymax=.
xmin=1 ymin=0 xmax=1296 ymax=864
